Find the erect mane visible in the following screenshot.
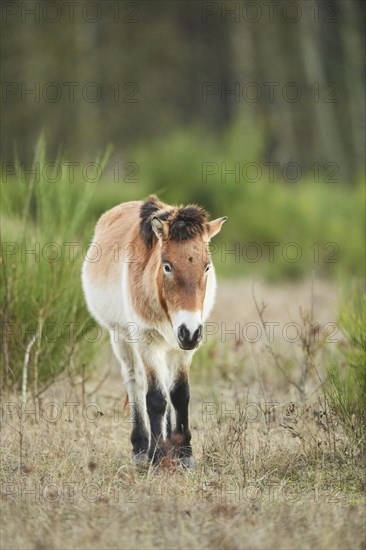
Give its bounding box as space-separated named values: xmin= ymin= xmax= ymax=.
xmin=139 ymin=195 xmax=208 ymax=248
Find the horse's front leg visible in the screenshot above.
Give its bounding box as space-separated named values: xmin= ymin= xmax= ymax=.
xmin=146 ymin=375 xmax=168 ymax=462
xmin=110 ymin=334 xmax=150 ymax=465
xmin=170 ymin=371 xmax=194 ymax=468
xmin=140 ymin=342 xmax=169 ymax=462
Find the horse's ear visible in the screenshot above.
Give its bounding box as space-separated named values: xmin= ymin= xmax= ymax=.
xmin=151 ymin=217 xmax=169 ymax=241
xmin=206 ymin=216 xmax=228 ymax=240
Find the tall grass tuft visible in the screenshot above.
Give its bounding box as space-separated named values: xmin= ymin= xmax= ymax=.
xmin=0 ymin=139 xmax=109 ymax=395
xmin=326 ymin=294 xmax=366 ymax=446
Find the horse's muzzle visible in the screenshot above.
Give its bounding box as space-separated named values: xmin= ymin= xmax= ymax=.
xmin=178 ymin=324 xmax=203 ymax=350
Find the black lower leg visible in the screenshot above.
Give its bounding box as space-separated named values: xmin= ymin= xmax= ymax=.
xmin=166 ymin=405 xmax=172 ymax=440
xmin=170 ymin=376 xmax=192 ymax=458
xmin=146 ymin=382 xmax=167 ymax=460
xmin=131 ymin=408 xmax=149 ymax=458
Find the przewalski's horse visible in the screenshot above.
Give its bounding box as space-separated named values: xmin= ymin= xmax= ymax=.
xmin=82 ymin=195 xmax=227 ymax=466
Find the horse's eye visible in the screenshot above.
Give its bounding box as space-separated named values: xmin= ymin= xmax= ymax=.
xmin=205 ymin=264 xmax=211 ymax=273
xmin=163 ymin=262 xmax=172 ymax=274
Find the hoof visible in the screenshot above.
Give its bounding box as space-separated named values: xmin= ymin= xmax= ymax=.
xmin=132 ymin=452 xmax=149 ymax=466
xmin=180 ymin=456 xmax=195 ymax=469
xmin=149 ymin=444 xmax=165 ymax=464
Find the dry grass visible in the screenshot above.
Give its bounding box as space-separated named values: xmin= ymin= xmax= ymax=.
xmin=1 ymin=279 xmax=365 ymax=550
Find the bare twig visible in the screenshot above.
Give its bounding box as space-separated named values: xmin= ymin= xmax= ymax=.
xmin=251 ymin=281 xmax=305 ymax=401
xmin=81 ymin=364 xmax=86 ymax=406
xmin=21 ymin=335 xmax=37 ymax=406
xmin=87 ymin=364 xmax=112 ymax=398
xmin=33 ymin=311 xmax=44 ymax=400
xmin=34 ymin=374 xmax=70 ymax=399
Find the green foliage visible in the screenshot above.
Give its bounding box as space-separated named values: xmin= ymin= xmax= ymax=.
xmin=3 ymin=125 xmax=365 ymax=286
xmin=326 ymin=294 xmax=366 ymax=441
xmin=133 ymin=125 xmax=364 ymax=281
xmin=0 ymin=139 xmax=107 ymax=392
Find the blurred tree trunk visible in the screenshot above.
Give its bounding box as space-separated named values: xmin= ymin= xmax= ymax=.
xmin=74 ymin=22 xmax=100 ymax=159
xmin=339 ymin=1 xmax=365 ymax=179
xmin=298 ymin=3 xmax=345 ymax=175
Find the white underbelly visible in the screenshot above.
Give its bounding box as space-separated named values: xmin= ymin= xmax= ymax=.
xmin=81 ymin=260 xmax=126 ymax=327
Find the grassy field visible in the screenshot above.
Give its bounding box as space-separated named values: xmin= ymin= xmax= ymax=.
xmin=1 ymin=144 xmax=365 ymax=548
xmin=1 ymin=279 xmax=365 ymax=550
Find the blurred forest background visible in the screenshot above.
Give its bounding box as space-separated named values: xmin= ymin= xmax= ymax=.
xmin=2 ymin=0 xmax=365 ymax=178
xmin=1 ymin=1 xmax=365 ymax=388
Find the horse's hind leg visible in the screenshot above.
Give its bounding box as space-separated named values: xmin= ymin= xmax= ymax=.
xmin=110 ymin=332 xmax=150 ymax=464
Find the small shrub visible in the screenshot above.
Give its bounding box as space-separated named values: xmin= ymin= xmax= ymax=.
xmin=326 ymin=294 xmax=366 ymax=443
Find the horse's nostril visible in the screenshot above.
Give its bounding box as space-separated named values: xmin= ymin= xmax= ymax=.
xmin=178 ymin=324 xmax=189 ymax=343
xmin=193 ymin=325 xmax=203 ymax=342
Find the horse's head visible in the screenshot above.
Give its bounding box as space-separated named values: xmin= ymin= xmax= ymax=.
xmin=141 ymin=197 xmax=227 ymax=350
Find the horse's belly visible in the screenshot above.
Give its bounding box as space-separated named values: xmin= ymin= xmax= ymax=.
xmin=81 ymin=264 xmax=127 ymax=328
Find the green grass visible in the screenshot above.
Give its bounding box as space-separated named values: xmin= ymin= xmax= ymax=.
xmin=0 ymin=139 xmax=105 ymax=392
xmin=326 ymin=293 xmax=366 ymax=444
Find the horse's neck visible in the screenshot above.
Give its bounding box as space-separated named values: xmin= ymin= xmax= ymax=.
xmin=129 ymin=241 xmax=164 ymax=325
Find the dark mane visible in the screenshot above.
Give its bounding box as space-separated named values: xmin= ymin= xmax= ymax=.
xmin=140 ymin=195 xmax=208 ymax=248
xmin=169 ymin=206 xmax=208 ymax=241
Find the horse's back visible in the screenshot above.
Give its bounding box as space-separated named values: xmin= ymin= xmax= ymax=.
xmin=85 ymin=200 xmax=141 ymax=281
xmin=95 ymin=200 xmax=142 ymax=237
xmin=82 ymin=200 xmax=142 ymax=326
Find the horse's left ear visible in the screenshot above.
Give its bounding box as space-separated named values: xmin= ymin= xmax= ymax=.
xmin=206 ymin=216 xmax=228 ymax=240
xmin=151 ymin=216 xmax=169 ymax=241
